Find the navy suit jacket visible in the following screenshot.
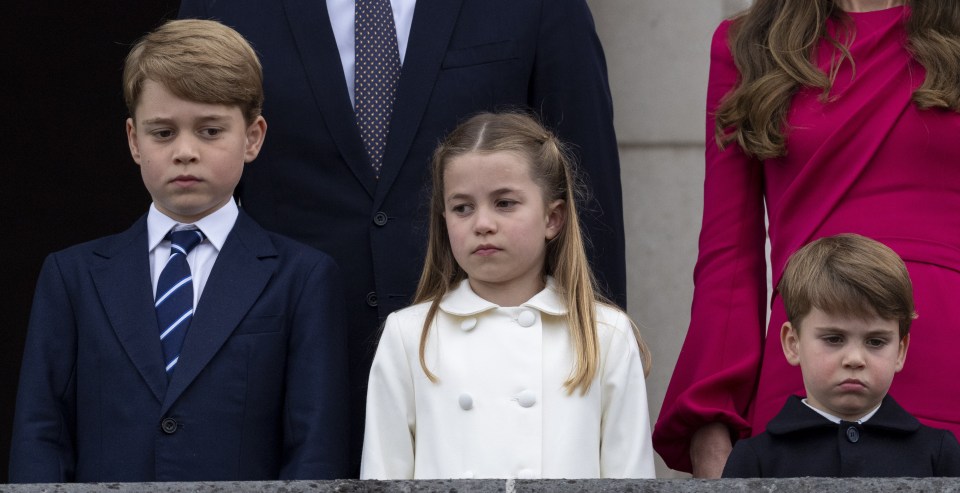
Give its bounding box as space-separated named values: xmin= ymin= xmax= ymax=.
xmin=723 ymin=395 xmax=960 ymax=477
xmin=9 ymin=211 xmax=350 ymax=482
xmin=178 ymin=0 xmax=627 ymax=471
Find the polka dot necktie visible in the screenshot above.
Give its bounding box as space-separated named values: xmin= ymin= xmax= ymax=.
xmin=355 ymin=0 xmax=401 ymax=177
xmin=155 ymin=228 xmax=204 ymax=377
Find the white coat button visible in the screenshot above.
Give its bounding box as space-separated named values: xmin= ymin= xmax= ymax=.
xmin=460 ymin=317 xmax=477 ymax=331
xmin=459 ymin=393 xmax=474 ymax=410
xmin=517 ymin=469 xmax=537 ymax=479
xmin=516 ymin=389 xmax=537 ymax=408
xmin=517 ymin=310 xmax=537 ymax=327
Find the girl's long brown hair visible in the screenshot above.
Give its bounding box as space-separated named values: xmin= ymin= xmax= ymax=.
xmin=716 ymin=0 xmax=960 ymax=160
xmin=415 ymin=112 xmax=651 ymax=394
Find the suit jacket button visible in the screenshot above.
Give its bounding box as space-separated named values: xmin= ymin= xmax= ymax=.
xmin=161 ymin=418 xmax=178 ymax=434
xmin=846 ymin=425 xmax=860 ymax=443
xmin=366 ymin=291 xmax=378 ymax=307
xmin=373 ymin=211 xmax=389 ymax=226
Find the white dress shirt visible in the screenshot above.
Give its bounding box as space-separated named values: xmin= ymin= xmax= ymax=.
xmin=326 ymin=0 xmax=416 ymax=106
xmin=147 ymin=200 xmax=239 ymax=307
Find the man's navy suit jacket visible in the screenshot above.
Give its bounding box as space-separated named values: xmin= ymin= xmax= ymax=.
xmin=177 ymin=0 xmax=627 ymax=469
xmin=9 ymin=211 xmax=350 ymax=482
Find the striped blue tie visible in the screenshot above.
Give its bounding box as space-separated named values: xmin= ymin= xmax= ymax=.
xmin=156 ymin=229 xmax=204 ymax=377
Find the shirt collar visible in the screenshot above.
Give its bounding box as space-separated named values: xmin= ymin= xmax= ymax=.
xmin=438 ymin=276 xmax=568 ymax=316
xmin=147 ymin=200 xmax=239 ymax=252
xmin=801 ymin=398 xmax=881 ymax=425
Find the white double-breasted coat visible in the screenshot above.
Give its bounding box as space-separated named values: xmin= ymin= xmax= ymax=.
xmin=360 ymin=279 xmax=655 ymax=479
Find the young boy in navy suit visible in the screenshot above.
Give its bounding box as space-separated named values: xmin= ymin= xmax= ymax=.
xmin=9 ymin=19 xmax=350 ymax=482
xmin=723 ymin=234 xmax=960 ymax=477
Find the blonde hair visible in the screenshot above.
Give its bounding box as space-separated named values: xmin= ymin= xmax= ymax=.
xmin=415 ymin=112 xmax=651 ymax=394
xmin=717 ymin=0 xmax=960 ymax=160
xmin=123 ymin=19 xmax=264 ymax=124
xmin=778 ymin=234 xmax=916 ymax=338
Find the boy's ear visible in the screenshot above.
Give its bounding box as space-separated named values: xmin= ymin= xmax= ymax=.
xmin=126 ymin=118 xmax=142 ymax=165
xmin=243 ymin=116 xmax=267 ymax=163
xmin=544 ymin=199 xmax=566 ymax=241
xmin=780 ymin=322 xmax=801 ymax=367
xmin=895 ymin=333 xmax=910 ymax=372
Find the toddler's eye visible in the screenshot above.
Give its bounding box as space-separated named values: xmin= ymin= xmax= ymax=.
xmin=866 ymin=338 xmax=888 ymax=348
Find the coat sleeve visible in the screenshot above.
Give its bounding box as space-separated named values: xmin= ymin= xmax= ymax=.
xmin=652 ymin=20 xmax=769 ymax=472
xmin=531 ymin=0 xmax=627 ymax=308
xmin=8 ymin=254 xmax=78 ymax=483
xmin=280 ymin=255 xmax=351 ymax=479
xmin=360 ymin=312 xmax=417 ymax=479
xmin=598 ymin=310 xmax=655 ymax=478
xmin=935 ymin=429 xmax=960 ymax=477
xmin=721 ymin=440 xmax=761 ymax=478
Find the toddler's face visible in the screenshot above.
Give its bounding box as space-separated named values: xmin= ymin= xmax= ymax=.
xmin=126 ymin=79 xmax=266 ymax=223
xmin=442 ymin=151 xmax=564 ymax=306
xmin=781 ymin=307 xmax=908 ymax=421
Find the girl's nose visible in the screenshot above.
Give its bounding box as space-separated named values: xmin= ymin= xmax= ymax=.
xmin=473 ymin=207 xmax=497 ymax=235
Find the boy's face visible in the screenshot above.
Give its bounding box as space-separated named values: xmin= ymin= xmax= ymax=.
xmin=126 ymin=80 xmax=266 ymax=223
xmin=781 ymin=307 xmax=908 ymax=421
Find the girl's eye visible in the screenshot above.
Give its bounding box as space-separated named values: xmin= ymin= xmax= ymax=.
xmin=496 ymin=199 xmax=517 ymax=208
xmin=451 ymin=204 xmax=473 ymax=215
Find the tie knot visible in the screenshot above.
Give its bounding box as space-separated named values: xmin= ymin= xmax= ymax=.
xmin=168 ymin=229 xmax=204 ymax=256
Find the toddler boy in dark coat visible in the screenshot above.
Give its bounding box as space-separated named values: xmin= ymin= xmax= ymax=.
xmin=723 ymin=234 xmax=960 ymax=477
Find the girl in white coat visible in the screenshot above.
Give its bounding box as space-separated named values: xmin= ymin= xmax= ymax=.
xmin=360 ymin=112 xmax=655 ymax=479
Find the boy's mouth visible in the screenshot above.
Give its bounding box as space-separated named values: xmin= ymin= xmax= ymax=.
xmin=171 ymin=175 xmax=201 ymax=186
xmin=837 ymin=378 xmax=866 ymax=391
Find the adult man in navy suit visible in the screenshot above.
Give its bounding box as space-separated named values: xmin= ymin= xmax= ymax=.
xmin=179 ymin=0 xmax=627 ymax=473
xmin=8 ymin=19 xmax=349 ymax=482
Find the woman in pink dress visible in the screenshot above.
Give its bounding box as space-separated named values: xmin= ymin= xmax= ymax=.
xmin=653 ymin=0 xmax=960 ymax=477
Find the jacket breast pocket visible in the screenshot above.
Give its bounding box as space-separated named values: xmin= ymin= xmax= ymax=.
xmin=232 ymin=314 xmax=282 ymax=335
xmin=441 ymin=40 xmax=518 ymax=69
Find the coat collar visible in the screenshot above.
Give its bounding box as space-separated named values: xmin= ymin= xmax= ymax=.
xmin=438 ymin=277 xmax=568 ymax=317
xmin=767 ymin=395 xmax=920 ymax=435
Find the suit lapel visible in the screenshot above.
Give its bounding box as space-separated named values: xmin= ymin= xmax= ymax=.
xmin=375 ymin=0 xmax=464 ymax=206
xmin=282 ymin=0 xmax=377 ymax=198
xmin=90 ymin=216 xmax=167 ymax=404
xmin=161 ymin=212 xmax=277 ymax=414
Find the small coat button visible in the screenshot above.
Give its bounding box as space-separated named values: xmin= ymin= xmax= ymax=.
xmin=373 ymin=211 xmax=389 ymax=226
xmin=365 ymin=291 xmax=378 ymax=307
xmin=517 ymin=310 xmax=536 ymax=327
xmin=460 ymin=318 xmax=477 ymax=331
xmin=846 ymin=425 xmax=860 ymax=443
xmin=160 ymin=418 xmax=178 ymax=434
xmin=516 ymin=389 xmax=537 ymax=408
xmin=459 ymin=393 xmax=474 ymax=410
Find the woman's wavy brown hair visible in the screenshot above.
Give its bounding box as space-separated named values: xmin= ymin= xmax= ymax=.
xmin=716 ymin=0 xmax=960 ymax=160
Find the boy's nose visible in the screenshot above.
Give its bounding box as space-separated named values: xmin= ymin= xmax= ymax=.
xmin=173 ymin=137 xmax=200 ymax=164
xmin=842 ymin=347 xmax=866 ymax=369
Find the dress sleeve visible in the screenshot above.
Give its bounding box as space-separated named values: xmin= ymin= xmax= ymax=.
xmin=360 ymin=312 xmax=417 ymax=479
xmin=598 ymin=310 xmax=656 ymax=478
xmin=652 ymin=20 xmax=769 ymax=472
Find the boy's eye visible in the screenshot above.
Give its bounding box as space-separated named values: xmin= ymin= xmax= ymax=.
xmin=152 ymin=129 xmax=174 ymax=140
xmin=200 ymin=127 xmax=222 ymax=138
xmin=865 ymin=338 xmax=889 ymax=348
xmin=822 ymin=335 xmax=843 ymax=345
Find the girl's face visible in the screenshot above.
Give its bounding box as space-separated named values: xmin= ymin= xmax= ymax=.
xmin=442 ymin=151 xmax=565 ymax=307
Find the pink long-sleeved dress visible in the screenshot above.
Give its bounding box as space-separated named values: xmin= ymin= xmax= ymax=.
xmin=654 ymin=6 xmax=960 ymax=472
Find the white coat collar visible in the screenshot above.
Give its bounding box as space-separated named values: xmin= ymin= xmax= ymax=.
xmin=439 ymin=277 xmax=568 ymax=316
